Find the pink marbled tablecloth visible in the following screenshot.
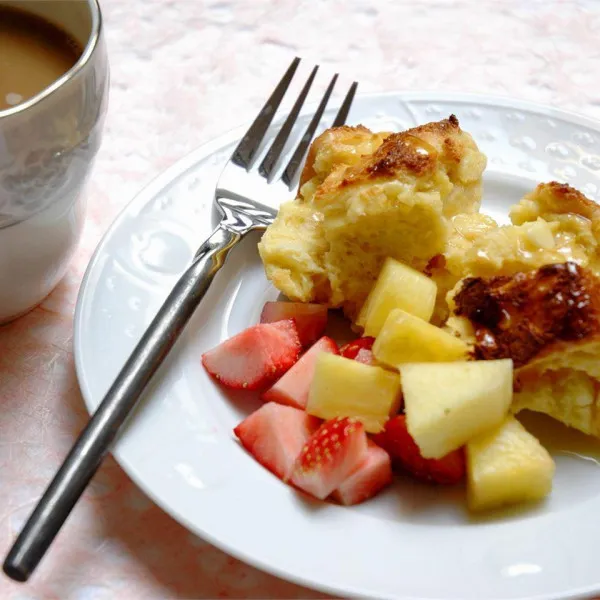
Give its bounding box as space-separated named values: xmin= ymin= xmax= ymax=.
xmin=2 ymin=1 xmax=600 ymax=598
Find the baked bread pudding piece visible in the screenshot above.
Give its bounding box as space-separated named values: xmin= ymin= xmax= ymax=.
xmin=451 ymin=262 xmax=600 ymax=437
xmin=258 ymin=116 xmax=487 ymax=319
xmin=428 ymin=181 xmax=600 ymax=321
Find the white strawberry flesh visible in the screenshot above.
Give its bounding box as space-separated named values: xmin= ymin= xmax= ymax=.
xmin=260 ymin=302 xmax=327 ymax=347
xmin=354 ymin=348 xmax=374 ymax=365
xmin=289 ymin=417 xmax=368 ymax=500
xmin=332 ymin=440 xmax=392 ymax=505
xmin=234 ymin=402 xmax=321 ymax=480
xmin=262 ymin=336 xmax=339 ymax=409
xmin=202 ymin=319 xmax=301 ymax=390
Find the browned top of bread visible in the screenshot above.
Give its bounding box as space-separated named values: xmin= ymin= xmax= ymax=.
xmin=299 ymin=124 xmax=375 ymax=187
xmin=334 ymin=115 xmax=464 ymax=187
xmin=453 ymin=262 xmax=600 ymax=367
xmin=359 ymin=133 xmax=439 ymax=179
xmin=511 ymin=181 xmax=600 ymax=225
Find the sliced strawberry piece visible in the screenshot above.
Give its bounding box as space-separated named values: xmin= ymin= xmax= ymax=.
xmin=340 ymin=337 xmax=375 ymax=360
xmin=260 ymin=302 xmax=327 ymax=347
xmin=202 ymin=319 xmax=301 ymax=390
xmin=354 ymin=348 xmax=374 ymax=365
xmin=332 ymin=440 xmax=392 ymax=505
xmin=262 ymin=336 xmax=339 ymax=409
xmin=234 ymin=402 xmax=321 ymax=480
xmin=373 ymin=415 xmax=465 ymax=485
xmin=289 ymin=417 xmax=368 ymax=500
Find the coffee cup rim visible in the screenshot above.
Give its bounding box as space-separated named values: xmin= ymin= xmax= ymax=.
xmin=0 ymin=0 xmax=103 ymax=119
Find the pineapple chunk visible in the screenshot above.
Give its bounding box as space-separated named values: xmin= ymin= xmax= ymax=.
xmin=357 ymin=257 xmax=437 ymax=336
xmin=401 ymin=359 xmax=513 ymax=459
xmin=307 ymin=353 xmax=401 ymax=433
xmin=467 ymin=416 xmax=555 ymax=512
xmin=373 ymin=309 xmax=469 ymax=368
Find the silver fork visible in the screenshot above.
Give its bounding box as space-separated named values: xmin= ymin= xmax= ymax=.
xmin=3 ymin=57 xmax=358 ymax=582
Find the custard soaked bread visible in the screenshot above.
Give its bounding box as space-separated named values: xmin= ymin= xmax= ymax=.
xmin=428 ymin=181 xmax=600 ymax=321
xmin=451 ymin=262 xmax=600 ymax=437
xmin=258 ymin=116 xmax=487 ymax=319
xmin=454 ymin=182 xmax=600 ymax=276
xmin=442 ymin=183 xmax=600 ymax=437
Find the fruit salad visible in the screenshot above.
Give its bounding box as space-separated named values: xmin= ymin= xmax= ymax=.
xmin=202 ymin=257 xmax=556 ymax=512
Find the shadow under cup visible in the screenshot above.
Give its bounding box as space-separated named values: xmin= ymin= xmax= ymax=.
xmin=0 ymin=0 xmax=108 ymax=324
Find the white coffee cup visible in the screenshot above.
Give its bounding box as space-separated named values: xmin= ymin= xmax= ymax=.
xmin=0 ymin=0 xmax=109 ymax=323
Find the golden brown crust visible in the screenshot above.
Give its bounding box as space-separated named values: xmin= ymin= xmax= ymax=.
xmin=511 ymin=181 xmax=600 ymax=245
xmin=453 ymin=262 xmax=600 ymax=367
xmin=399 ymin=113 xmax=461 ymax=138
xmin=523 ymin=181 xmax=600 ymax=221
xmin=337 ymin=115 xmax=463 ymax=185
xmin=361 ymin=134 xmax=438 ymax=179
xmin=298 ymin=124 xmax=374 ymax=187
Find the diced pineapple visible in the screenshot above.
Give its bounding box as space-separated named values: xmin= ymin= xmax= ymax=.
xmin=467 ymin=416 xmax=555 ymax=512
xmin=307 ymin=353 xmax=401 ymax=433
xmin=401 ymin=359 xmax=513 ymax=459
xmin=357 ymin=257 xmax=437 ymax=336
xmin=373 ymin=309 xmax=470 ymax=368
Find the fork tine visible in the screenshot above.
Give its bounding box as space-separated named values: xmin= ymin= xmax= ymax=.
xmin=281 ymin=73 xmax=339 ymax=188
xmin=232 ymin=57 xmax=300 ymax=169
xmin=331 ymin=81 xmax=358 ymax=127
xmin=259 ymin=66 xmax=319 ymax=181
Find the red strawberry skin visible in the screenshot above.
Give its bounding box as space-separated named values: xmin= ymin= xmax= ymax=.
xmin=202 ymin=319 xmax=301 ymax=390
xmin=373 ymin=415 xmax=465 ymax=485
xmin=340 ymin=337 xmax=375 ymax=360
xmin=289 ymin=417 xmax=368 ymax=500
xmin=332 ymin=440 xmax=392 ymax=506
xmin=262 ymin=336 xmax=339 ymax=409
xmin=260 ymin=302 xmax=327 ymax=347
xmin=234 ymin=402 xmax=321 ymax=480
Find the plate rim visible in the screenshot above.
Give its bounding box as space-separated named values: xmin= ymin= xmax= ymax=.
xmin=74 ymin=90 xmax=600 ymax=600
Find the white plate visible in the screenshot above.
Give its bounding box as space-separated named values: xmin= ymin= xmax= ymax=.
xmin=75 ymin=92 xmax=600 ymax=600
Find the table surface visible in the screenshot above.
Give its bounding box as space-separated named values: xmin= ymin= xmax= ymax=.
xmin=2 ymin=0 xmax=600 ymax=598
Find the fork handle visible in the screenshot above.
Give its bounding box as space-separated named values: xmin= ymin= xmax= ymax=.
xmin=3 ymin=223 xmax=243 ymax=582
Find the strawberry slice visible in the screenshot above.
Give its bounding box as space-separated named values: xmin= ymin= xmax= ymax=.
xmin=354 ymin=348 xmax=374 ymax=365
xmin=332 ymin=440 xmax=393 ymax=505
xmin=373 ymin=415 xmax=465 ymax=485
xmin=260 ymin=302 xmax=328 ymax=347
xmin=289 ymin=417 xmax=368 ymax=499
xmin=202 ymin=319 xmax=301 ymax=390
xmin=234 ymin=402 xmax=321 ymax=480
xmin=262 ymin=336 xmax=339 ymax=409
xmin=340 ymin=337 xmax=375 ymax=360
